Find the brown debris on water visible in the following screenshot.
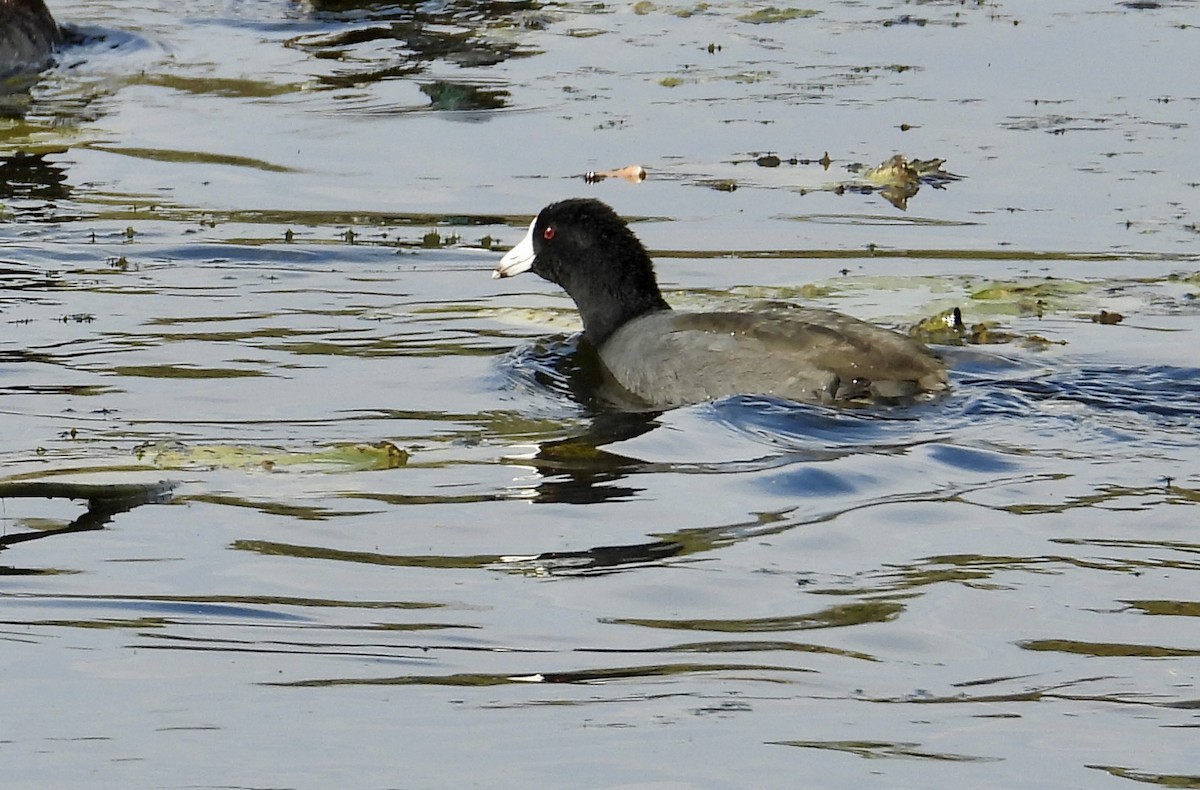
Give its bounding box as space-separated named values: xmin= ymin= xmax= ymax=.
xmin=583 ymin=164 xmax=647 ymax=184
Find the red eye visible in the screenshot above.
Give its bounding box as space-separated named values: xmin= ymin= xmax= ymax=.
xmin=542 ymin=226 xmax=556 ymax=241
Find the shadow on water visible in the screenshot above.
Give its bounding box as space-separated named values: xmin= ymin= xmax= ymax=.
xmin=220 ymin=331 xmax=1200 ymax=583
xmin=0 ymin=149 xmax=67 ymax=201
xmin=0 ymin=479 xmax=175 ymax=575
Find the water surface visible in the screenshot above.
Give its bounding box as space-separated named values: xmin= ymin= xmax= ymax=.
xmin=2 ymin=2 xmax=1199 ymax=788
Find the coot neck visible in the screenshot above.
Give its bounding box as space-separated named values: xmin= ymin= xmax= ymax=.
xmin=575 ymin=288 xmax=671 ymax=347
xmin=545 ymin=209 xmax=672 ymax=346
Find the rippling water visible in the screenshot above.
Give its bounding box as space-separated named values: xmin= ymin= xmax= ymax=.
xmin=3 ymin=2 xmax=1199 ymax=788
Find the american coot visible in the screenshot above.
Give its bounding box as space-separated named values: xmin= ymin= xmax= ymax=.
xmin=494 ymin=198 xmax=949 ymax=409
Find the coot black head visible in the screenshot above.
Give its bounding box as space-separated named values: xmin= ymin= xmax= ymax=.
xmin=494 ymin=198 xmax=670 ymax=345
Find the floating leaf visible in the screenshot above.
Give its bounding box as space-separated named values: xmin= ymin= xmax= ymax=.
xmin=136 ymin=441 xmax=408 ymax=472
xmin=738 ymin=7 xmax=819 ymax=24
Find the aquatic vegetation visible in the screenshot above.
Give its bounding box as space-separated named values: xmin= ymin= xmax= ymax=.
xmin=135 ymin=441 xmax=409 ymax=472
xmin=737 ymin=7 xmax=820 ymax=24
xmin=844 ymin=154 xmax=964 ymax=210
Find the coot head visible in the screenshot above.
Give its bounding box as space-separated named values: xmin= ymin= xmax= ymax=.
xmin=494 ymin=198 xmax=670 ymax=345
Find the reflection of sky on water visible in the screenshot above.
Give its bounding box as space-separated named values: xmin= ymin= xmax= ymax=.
xmin=0 ymin=0 xmax=1192 ymax=252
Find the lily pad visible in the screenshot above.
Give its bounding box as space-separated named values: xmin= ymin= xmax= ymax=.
xmin=969 ymin=279 xmax=1092 ymax=315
